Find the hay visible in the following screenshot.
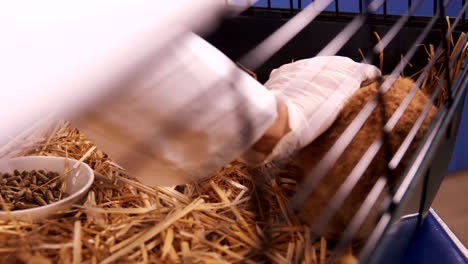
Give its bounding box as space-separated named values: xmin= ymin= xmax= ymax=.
xmin=0 ymin=124 xmax=327 ymax=263
xmin=0 ymin=16 xmax=465 ymax=264
xmin=415 ymin=18 xmax=467 ymax=106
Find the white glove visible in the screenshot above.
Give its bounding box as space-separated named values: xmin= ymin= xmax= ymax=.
xmin=260 ymin=56 xmax=381 ymax=162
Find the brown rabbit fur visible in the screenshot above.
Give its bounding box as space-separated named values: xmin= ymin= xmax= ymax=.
xmin=286 ymin=76 xmax=438 ymax=241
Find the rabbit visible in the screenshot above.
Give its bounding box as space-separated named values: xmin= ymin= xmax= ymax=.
xmin=283 ymin=76 xmax=438 ymax=241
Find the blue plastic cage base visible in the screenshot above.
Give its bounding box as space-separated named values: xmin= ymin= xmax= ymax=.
xmin=402 ymin=208 xmax=468 ymax=264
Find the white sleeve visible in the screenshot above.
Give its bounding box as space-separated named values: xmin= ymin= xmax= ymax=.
xmin=0 ymin=1 xmax=227 ymax=146
xmin=0 ymin=2 xmax=276 ymax=186
xmin=72 ymin=32 xmax=277 ymax=186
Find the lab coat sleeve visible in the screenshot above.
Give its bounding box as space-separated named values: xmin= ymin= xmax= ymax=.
xmin=0 ymin=2 xmax=275 ymax=186
xmin=0 ymin=1 xmax=227 ymax=147
xmin=72 ymin=32 xmax=278 ymax=186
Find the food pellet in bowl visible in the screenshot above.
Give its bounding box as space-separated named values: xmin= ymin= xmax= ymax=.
xmin=0 ymin=170 xmax=69 ymax=211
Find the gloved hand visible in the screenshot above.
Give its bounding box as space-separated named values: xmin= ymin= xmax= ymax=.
xmin=245 ymin=56 xmax=381 ymax=164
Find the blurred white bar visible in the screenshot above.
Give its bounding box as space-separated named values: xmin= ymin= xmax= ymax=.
xmin=226 ymin=0 xmax=258 ymax=8
xmin=0 ymin=1 xmax=229 ymax=147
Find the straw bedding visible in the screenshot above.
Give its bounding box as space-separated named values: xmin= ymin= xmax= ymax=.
xmin=0 ymin=125 xmax=347 ymax=263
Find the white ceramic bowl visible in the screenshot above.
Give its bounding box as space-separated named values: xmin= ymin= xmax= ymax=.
xmin=0 ymin=156 xmax=94 ymax=222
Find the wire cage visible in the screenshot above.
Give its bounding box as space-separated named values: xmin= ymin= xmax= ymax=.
xmin=202 ymin=0 xmax=467 ymax=263
xmin=0 ymin=1 xmax=466 ymax=263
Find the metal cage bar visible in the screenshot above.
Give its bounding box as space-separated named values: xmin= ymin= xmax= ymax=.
xmin=335 ymin=0 xmax=340 ymax=16
xmin=206 ymin=0 xmax=467 ymax=262
xmin=289 ymin=3 xmax=467 ymax=260
xmin=463 ymin=0 xmax=466 ymax=26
